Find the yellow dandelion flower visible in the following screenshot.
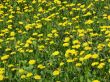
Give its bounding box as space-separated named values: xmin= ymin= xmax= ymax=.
xmin=53 ymin=70 xmax=60 ymax=76
xmin=28 ymin=60 xmax=36 ymax=65
xmin=0 ymin=68 xmax=5 ymax=75
xmin=92 ymin=80 xmax=100 ymax=82
xmin=21 ymin=75 xmax=26 ymax=79
xmin=37 ymin=64 xmax=45 ymax=69
xmin=85 ymin=19 xmax=94 ymax=24
xmin=8 ymin=64 xmax=14 ymax=68
xmin=91 ymin=62 xmax=99 ymax=66
xmin=95 ymin=0 xmax=99 ymax=1
xmin=108 ymin=15 xmax=110 ymax=20
xmin=18 ymin=69 xmax=25 ymax=74
xmin=1 ymin=55 xmax=9 ymax=60
xmin=108 ymin=59 xmax=110 ymax=62
xmin=54 ymin=0 xmax=61 ymax=5
xmin=84 ymin=54 xmax=92 ymax=60
xmin=10 ymin=32 xmax=15 ymax=36
xmin=67 ymin=59 xmax=73 ymax=63
xmin=63 ymin=43 xmax=69 ymax=47
xmin=63 ymin=37 xmax=70 ymax=42
xmin=19 ymin=21 xmax=23 ymax=25
xmin=0 ymin=4 xmax=4 ymax=9
xmin=0 ymin=75 xmax=4 ymax=81
xmin=60 ymin=62 xmax=64 ymax=66
xmin=26 ymin=72 xmax=33 ymax=77
xmin=97 ymin=63 xmax=105 ymax=69
xmin=92 ymin=54 xmax=99 ymax=59
xmin=34 ymin=75 xmax=41 ymax=80
xmin=108 ymin=42 xmax=110 ymax=47
xmin=52 ymin=51 xmax=60 ymax=56
xmin=76 ymin=63 xmax=82 ymax=67
xmin=51 ymin=30 xmax=57 ymax=33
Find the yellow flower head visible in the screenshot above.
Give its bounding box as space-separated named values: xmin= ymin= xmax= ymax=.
xmin=85 ymin=19 xmax=94 ymax=24
xmin=52 ymin=51 xmax=60 ymax=56
xmin=92 ymin=80 xmax=100 ymax=82
xmin=92 ymin=54 xmax=99 ymax=59
xmin=28 ymin=60 xmax=36 ymax=65
xmin=34 ymin=75 xmax=41 ymax=80
xmin=18 ymin=69 xmax=25 ymax=74
xmin=76 ymin=63 xmax=82 ymax=67
xmin=21 ymin=75 xmax=26 ymax=79
xmin=26 ymin=72 xmax=33 ymax=77
xmin=37 ymin=64 xmax=45 ymax=69
xmin=97 ymin=63 xmax=105 ymax=69
xmin=1 ymin=55 xmax=9 ymax=60
xmin=0 ymin=75 xmax=4 ymax=81
xmin=53 ymin=70 xmax=60 ymax=76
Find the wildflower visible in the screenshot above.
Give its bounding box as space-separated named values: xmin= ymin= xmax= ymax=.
xmin=97 ymin=63 xmax=105 ymax=69
xmin=67 ymin=59 xmax=73 ymax=62
xmin=28 ymin=60 xmax=36 ymax=65
xmin=54 ymin=0 xmax=61 ymax=5
xmin=1 ymin=55 xmax=9 ymax=60
xmin=108 ymin=59 xmax=110 ymax=62
xmin=63 ymin=37 xmax=70 ymax=42
xmin=54 ymin=33 xmax=59 ymax=37
xmin=9 ymin=15 xmax=14 ymax=19
xmin=83 ymin=12 xmax=92 ymax=16
xmin=56 ymin=81 xmax=61 ymax=82
xmin=26 ymin=72 xmax=33 ymax=77
xmin=0 ymin=39 xmax=3 ymax=43
xmin=37 ymin=64 xmax=45 ymax=69
xmin=79 ymin=51 xmax=85 ymax=55
xmin=51 ymin=30 xmax=57 ymax=33
xmin=0 ymin=4 xmax=4 ymax=9
xmin=85 ymin=19 xmax=94 ymax=24
xmin=53 ymin=70 xmax=60 ymax=76
xmin=18 ymin=69 xmax=25 ymax=74
xmin=91 ymin=62 xmax=99 ymax=66
xmin=52 ymin=51 xmax=60 ymax=56
xmin=72 ymin=44 xmax=80 ymax=49
xmin=34 ymin=75 xmax=41 ymax=80
xmin=21 ymin=75 xmax=26 ymax=79
xmin=60 ymin=62 xmax=64 ymax=66
xmin=84 ymin=46 xmax=92 ymax=50
xmin=108 ymin=15 xmax=110 ymax=20
xmin=63 ymin=43 xmax=69 ymax=47
xmin=0 ymin=68 xmax=5 ymax=75
xmin=108 ymin=42 xmax=110 ymax=47
xmin=35 ymin=23 xmax=42 ymax=29
xmin=0 ymin=75 xmax=4 ymax=81
xmin=19 ymin=21 xmax=23 ymax=25
xmin=38 ymin=45 xmax=45 ymax=51
xmin=92 ymin=54 xmax=99 ymax=59
xmin=32 ymin=0 xmax=36 ymax=4
xmin=84 ymin=54 xmax=92 ymax=60
xmin=65 ymin=49 xmax=78 ymax=57
xmin=76 ymin=63 xmax=82 ymax=67
xmin=10 ymin=32 xmax=15 ymax=36
xmin=95 ymin=0 xmax=99 ymax=1
xmin=92 ymin=80 xmax=100 ymax=82
xmin=8 ymin=64 xmax=14 ymax=68
xmin=50 ymin=41 xmax=54 ymax=44
xmin=25 ymin=24 xmax=32 ymax=30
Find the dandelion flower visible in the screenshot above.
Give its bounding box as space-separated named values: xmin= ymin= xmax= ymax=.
xmin=92 ymin=80 xmax=100 ymax=82
xmin=34 ymin=75 xmax=41 ymax=80
xmin=53 ymin=70 xmax=60 ymax=76
xmin=28 ymin=60 xmax=36 ymax=65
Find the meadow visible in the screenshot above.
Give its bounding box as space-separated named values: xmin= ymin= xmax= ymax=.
xmin=0 ymin=0 xmax=110 ymax=82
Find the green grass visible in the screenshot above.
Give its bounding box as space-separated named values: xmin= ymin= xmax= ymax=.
xmin=0 ymin=0 xmax=110 ymax=82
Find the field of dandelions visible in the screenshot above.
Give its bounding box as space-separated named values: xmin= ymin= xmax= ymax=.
xmin=0 ymin=0 xmax=110 ymax=82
